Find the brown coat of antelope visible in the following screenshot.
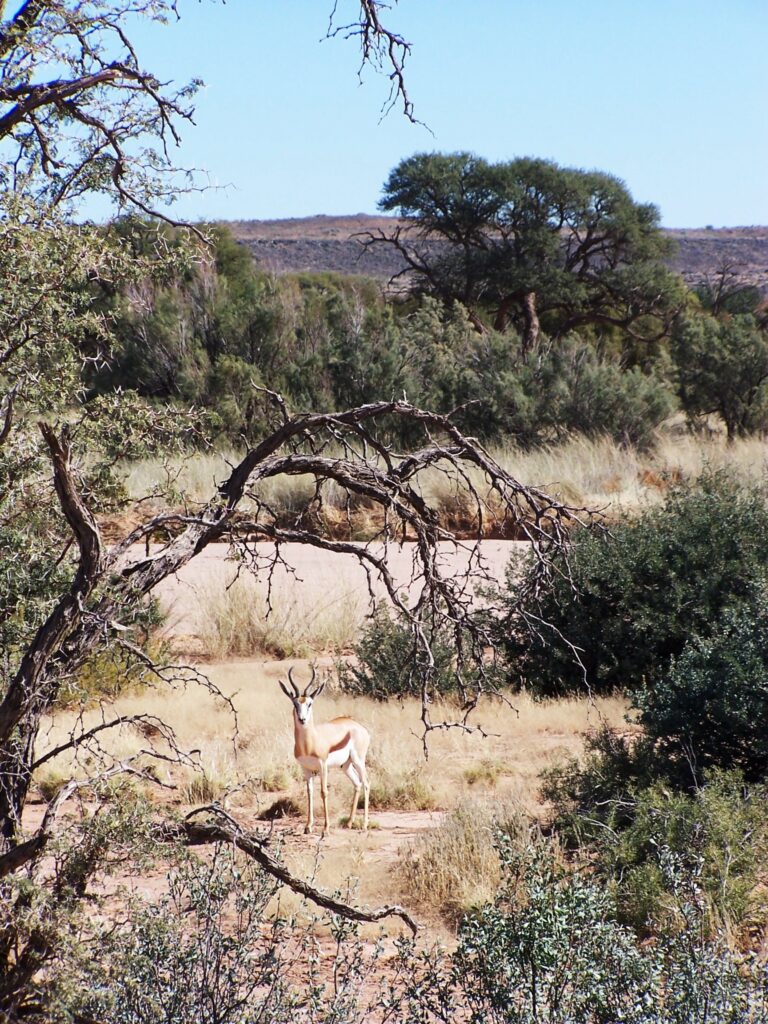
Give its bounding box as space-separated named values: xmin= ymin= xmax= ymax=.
xmin=279 ymin=667 xmax=371 ymax=835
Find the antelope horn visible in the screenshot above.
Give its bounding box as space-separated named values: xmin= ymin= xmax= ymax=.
xmin=287 ymin=667 xmax=300 ymax=698
xmin=304 ymin=664 xmax=318 ymax=697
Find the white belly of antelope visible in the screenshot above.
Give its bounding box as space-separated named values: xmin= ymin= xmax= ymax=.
xmin=298 ymin=742 xmax=353 ymax=775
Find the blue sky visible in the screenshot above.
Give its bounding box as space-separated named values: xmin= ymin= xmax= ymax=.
xmin=127 ymin=1 xmax=767 ymax=227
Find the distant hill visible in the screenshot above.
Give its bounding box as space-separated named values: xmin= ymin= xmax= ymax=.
xmin=226 ymin=215 xmax=768 ymax=294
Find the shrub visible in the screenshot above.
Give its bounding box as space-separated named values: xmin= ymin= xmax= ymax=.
xmin=407 ymin=302 xmax=675 ymax=449
xmin=607 ymin=774 xmax=768 ymax=936
xmin=463 ymin=758 xmax=504 ymax=787
xmin=545 ymin=745 xmax=768 ymax=938
xmin=540 ymin=726 xmax=658 ymax=843
xmin=503 ymin=471 xmax=768 ymax=697
xmin=455 ymin=840 xmax=658 ymax=1022
xmin=446 ymin=837 xmax=760 ymax=1023
xmin=59 ymin=844 xmax=389 ymax=1024
xmin=635 ymin=599 xmax=768 ymax=782
xmin=59 ymin=628 xmax=166 ymax=707
xmin=338 ymin=608 xmax=464 ymax=701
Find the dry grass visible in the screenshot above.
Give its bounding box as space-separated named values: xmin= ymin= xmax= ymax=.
xmin=425 ymin=430 xmax=768 ymax=516
xmin=122 ymin=432 xmax=768 ymax=534
xmin=31 ymin=658 xmax=629 ymax=931
xmin=122 ymin=451 xmax=318 ymax=512
xmin=463 ymin=758 xmax=505 ymax=787
xmin=368 ymin=767 xmax=440 ymax=812
xmin=196 ymin=571 xmax=365 ymax=659
xmin=33 ymin=660 xmax=628 ymax=818
xmin=398 ymin=798 xmax=527 ymax=924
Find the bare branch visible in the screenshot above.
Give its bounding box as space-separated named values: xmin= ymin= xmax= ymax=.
xmin=158 ymin=806 xmax=419 ymax=935
xmin=0 ymin=777 xmax=79 ymax=878
xmin=327 ymin=0 xmax=417 ymax=122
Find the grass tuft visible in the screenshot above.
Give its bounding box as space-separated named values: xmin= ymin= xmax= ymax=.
xmin=463 ymin=758 xmax=505 ymax=787
xmin=256 ymin=765 xmax=294 ymax=793
xmin=368 ymin=767 xmax=439 ymax=811
xmin=398 ymin=799 xmax=526 ymax=924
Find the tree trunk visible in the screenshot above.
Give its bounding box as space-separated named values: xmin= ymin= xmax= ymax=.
xmin=521 ymin=291 xmax=540 ymax=356
xmin=0 ymin=724 xmax=37 ymax=847
xmin=493 ymin=297 xmax=511 ymax=333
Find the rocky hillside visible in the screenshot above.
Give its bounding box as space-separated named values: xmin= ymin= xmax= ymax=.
xmin=227 ymin=215 xmax=768 ymax=293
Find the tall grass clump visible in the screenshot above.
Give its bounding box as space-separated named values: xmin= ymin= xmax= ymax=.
xmin=197 ymin=574 xmax=363 ymax=659
xmin=368 ymin=767 xmax=439 ymax=812
xmin=398 ymin=799 xmax=526 ymax=924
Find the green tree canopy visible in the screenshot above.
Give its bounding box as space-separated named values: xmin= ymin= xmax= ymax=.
xmin=374 ymin=151 xmax=685 ymax=351
xmin=671 ymin=313 xmax=768 ymax=439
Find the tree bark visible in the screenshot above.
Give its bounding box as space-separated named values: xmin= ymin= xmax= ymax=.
xmin=521 ymin=290 xmax=540 ymax=356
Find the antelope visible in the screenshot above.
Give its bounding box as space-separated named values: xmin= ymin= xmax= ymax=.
xmin=279 ymin=667 xmax=370 ymax=835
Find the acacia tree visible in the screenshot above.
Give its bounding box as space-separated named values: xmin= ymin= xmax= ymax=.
xmin=369 ymin=151 xmax=685 ymax=352
xmin=0 ymin=2 xmax=594 ymax=1015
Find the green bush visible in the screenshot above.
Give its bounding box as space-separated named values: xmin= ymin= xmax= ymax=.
xmin=455 ymin=841 xmax=658 ymax=1022
xmin=545 ymin=762 xmax=768 ymax=938
xmin=60 ymin=845 xmax=384 ymax=1024
xmin=503 ymin=472 xmax=768 ymax=697
xmin=395 ymin=836 xmax=763 ymax=1023
xmin=406 ymin=302 xmax=675 ymax=449
xmin=338 ymin=608 xmax=463 ymax=700
xmin=672 ymin=313 xmax=768 ymax=439
xmin=540 ymin=726 xmax=658 ymax=842
xmin=636 ymin=599 xmax=768 ymax=782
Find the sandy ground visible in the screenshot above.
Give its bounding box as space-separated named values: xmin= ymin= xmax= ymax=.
xmin=131 ymin=539 xmax=525 ymax=637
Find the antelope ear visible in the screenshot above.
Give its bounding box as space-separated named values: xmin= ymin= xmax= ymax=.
xmin=278 ymin=680 xmax=294 ymax=700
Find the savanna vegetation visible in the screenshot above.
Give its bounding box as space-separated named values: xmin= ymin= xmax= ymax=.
xmin=3 ymin=0 xmax=768 ymax=1021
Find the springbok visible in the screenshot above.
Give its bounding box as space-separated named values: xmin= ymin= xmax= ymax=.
xmin=279 ymin=667 xmax=370 ymax=835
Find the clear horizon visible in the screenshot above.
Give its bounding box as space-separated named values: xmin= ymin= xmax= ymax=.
xmin=97 ymin=1 xmax=767 ymax=229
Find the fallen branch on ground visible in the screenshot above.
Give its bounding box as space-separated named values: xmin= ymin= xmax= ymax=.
xmin=156 ymin=805 xmax=419 ymax=935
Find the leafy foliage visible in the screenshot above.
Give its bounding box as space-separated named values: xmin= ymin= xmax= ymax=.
xmin=35 ymin=841 xmax=385 ymax=1024
xmin=545 ymin=753 xmax=768 ymax=937
xmin=377 ymin=151 xmax=684 ymax=345
xmin=393 ymin=836 xmax=765 ymax=1023
xmin=403 ymin=301 xmax=675 ymax=448
xmin=339 ymin=607 xmax=462 ymax=700
xmin=635 ymin=599 xmax=768 ymax=781
xmin=70 ymin=847 xmax=287 ymax=1024
xmin=672 ymin=313 xmax=768 ymax=438
xmin=503 ymin=472 xmax=768 ymax=697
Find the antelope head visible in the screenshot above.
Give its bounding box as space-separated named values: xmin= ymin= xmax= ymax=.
xmin=279 ymin=666 xmax=325 ymax=725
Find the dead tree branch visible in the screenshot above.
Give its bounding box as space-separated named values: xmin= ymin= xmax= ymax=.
xmin=327 ymin=0 xmax=416 ymax=122
xmin=158 ymin=806 xmax=419 ymax=935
